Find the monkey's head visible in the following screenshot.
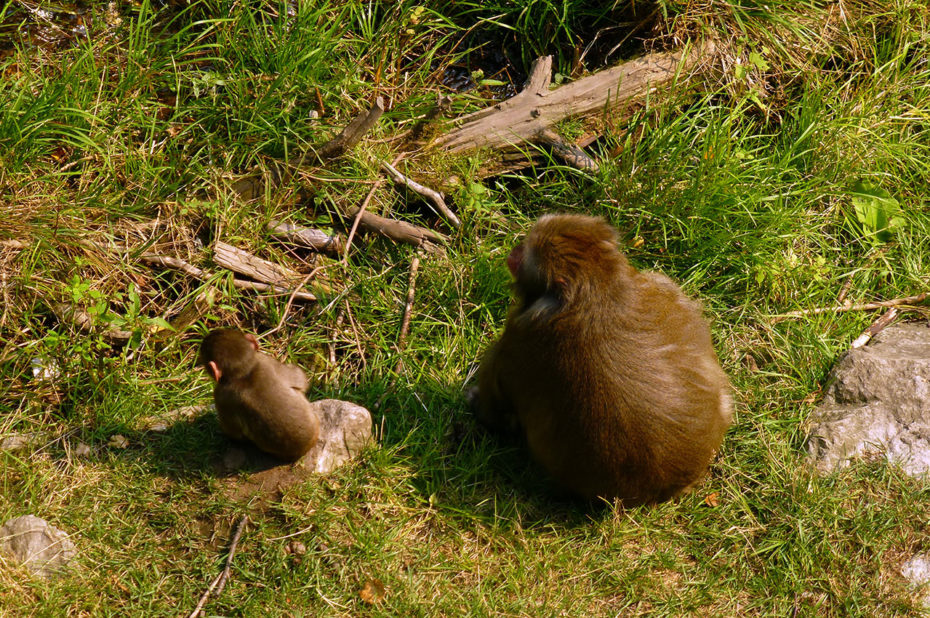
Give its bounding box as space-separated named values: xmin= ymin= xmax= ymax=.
xmin=508 ymin=214 xmax=627 ymax=314
xmin=199 ymin=328 xmax=259 ymax=382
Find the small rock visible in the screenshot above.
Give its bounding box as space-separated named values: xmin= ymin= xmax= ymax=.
xmin=0 ymin=433 xmax=37 ymax=452
xmin=300 ymin=399 xmax=373 ymax=474
xmin=30 ymin=357 xmax=60 ymax=381
xmin=808 ymin=322 xmax=930 ymax=476
xmin=0 ymin=515 xmax=77 ymax=579
xmin=71 ymin=442 xmax=92 ymax=457
xmin=902 ymin=554 xmax=930 ymax=585
xmin=107 ymin=435 xmax=129 ymax=449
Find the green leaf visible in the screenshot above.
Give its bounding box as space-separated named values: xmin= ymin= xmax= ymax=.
xmin=849 ymin=179 xmax=904 ymax=244
xmin=749 ymin=51 xmax=770 ymax=71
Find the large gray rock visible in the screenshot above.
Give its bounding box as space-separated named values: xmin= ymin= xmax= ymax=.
xmin=301 ymin=399 xmax=373 ymax=474
xmin=0 ymin=515 xmax=77 ymax=579
xmin=807 ymin=322 xmax=930 ymax=476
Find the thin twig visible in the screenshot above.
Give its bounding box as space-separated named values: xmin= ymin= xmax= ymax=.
xmin=140 ymin=254 xmax=316 ymax=302
xmin=343 ymin=178 xmax=385 ymax=264
xmin=343 ymin=154 xmax=405 ymax=264
xmin=189 ymin=516 xmax=248 ymax=618
xmin=267 ymin=268 xmax=323 ymax=336
xmin=777 ymin=293 xmax=928 ymax=318
xmin=850 ymin=307 xmax=899 ymax=349
xmin=397 ymin=253 xmax=421 ymax=349
xmin=268 ymin=219 xmax=345 ymax=255
xmin=380 ymin=160 xmax=461 ymax=229
xmin=318 ymin=96 xmax=385 ymax=159
xmin=394 ymin=253 xmax=421 ymax=375
xmin=344 ymin=299 xmax=367 ymax=372
xmin=328 ymin=306 xmax=346 ymax=368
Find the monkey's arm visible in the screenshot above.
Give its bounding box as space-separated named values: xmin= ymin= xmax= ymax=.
xmin=264 ymin=357 xmax=309 ymax=393
xmin=473 ymin=341 xmax=519 ymax=434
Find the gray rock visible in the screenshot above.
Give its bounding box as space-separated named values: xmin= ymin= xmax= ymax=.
xmin=807 ymin=322 xmax=930 ymax=476
xmin=300 ymin=399 xmax=372 ymax=474
xmin=0 ymin=515 xmax=77 ymax=579
xmin=901 ymin=554 xmax=930 ymax=608
xmin=0 ymin=433 xmax=40 ymax=452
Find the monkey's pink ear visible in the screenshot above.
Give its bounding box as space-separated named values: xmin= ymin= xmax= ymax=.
xmin=207 ymin=360 xmax=222 ymax=382
xmin=244 ymin=333 xmax=259 ymax=351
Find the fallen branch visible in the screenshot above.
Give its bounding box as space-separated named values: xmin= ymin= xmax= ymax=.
xmin=317 ymin=96 xmax=385 ymax=159
xmin=140 ymin=254 xmax=317 ymax=302
xmin=380 ymin=161 xmax=461 ymax=229
xmin=189 ymin=516 xmax=248 ymax=618
xmin=778 ymin=293 xmax=929 ymax=318
xmin=343 ymin=206 xmax=446 ymax=256
xmin=267 ymin=220 xmax=345 ymax=255
xmin=850 ymin=307 xmax=899 ymax=349
xmin=213 ymin=241 xmax=299 ymax=285
xmin=140 ymin=254 xmax=204 ymax=279
xmin=431 ymin=43 xmax=712 ymax=175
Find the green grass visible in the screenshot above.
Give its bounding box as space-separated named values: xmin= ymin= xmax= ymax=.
xmin=2 ymin=0 xmax=930 ymax=615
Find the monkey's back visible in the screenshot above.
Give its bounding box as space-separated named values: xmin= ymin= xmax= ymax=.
xmin=505 ymin=269 xmax=731 ymax=504
xmin=214 ymin=358 xmax=319 ymax=461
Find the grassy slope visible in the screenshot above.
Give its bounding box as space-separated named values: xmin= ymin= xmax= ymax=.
xmin=1 ymin=0 xmax=929 ymax=615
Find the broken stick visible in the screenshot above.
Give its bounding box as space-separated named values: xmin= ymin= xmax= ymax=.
xmin=268 ymin=220 xmax=345 ymax=255
xmin=779 ymin=292 xmax=929 ymax=318
xmin=212 ymin=241 xmax=299 ymax=285
xmin=380 ymin=161 xmax=462 ymax=229
xmin=398 ymin=253 xmax=421 ymax=349
xmin=850 ymin=307 xmax=899 ymax=349
xmin=395 ymin=252 xmax=421 ymax=375
xmin=537 ymin=128 xmax=599 ymax=173
xmin=188 ymin=515 xmax=248 ymax=618
xmin=343 ymin=206 xmax=446 ymax=256
xmin=317 ymin=96 xmax=385 ymax=159
xmin=140 ymin=254 xmax=316 ymax=302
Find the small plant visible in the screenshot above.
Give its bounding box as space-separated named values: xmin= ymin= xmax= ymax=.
xmin=847 ymin=178 xmax=905 ymax=245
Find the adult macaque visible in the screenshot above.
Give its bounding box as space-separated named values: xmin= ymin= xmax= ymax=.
xmin=473 ymin=214 xmax=732 ymax=505
xmin=199 ymin=328 xmax=319 ymax=461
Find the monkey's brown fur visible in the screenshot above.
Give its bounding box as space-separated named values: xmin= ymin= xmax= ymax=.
xmin=474 ymin=214 xmax=732 ymax=504
xmin=199 ymin=328 xmax=319 ymax=461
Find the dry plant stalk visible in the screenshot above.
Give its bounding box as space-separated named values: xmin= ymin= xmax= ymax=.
xmin=189 ymin=515 xmax=248 ymax=618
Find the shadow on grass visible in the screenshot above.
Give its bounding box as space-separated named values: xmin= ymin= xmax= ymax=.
xmin=364 ymin=377 xmax=614 ymax=530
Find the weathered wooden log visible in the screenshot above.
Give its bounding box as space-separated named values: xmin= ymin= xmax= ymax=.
xmin=140 ymin=254 xmax=316 ymax=302
xmin=432 ymin=43 xmax=712 ymax=156
xmin=212 ymin=241 xmax=299 ymax=285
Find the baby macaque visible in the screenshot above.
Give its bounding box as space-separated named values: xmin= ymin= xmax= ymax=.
xmin=199 ymin=328 xmax=319 ymax=461
xmin=473 ymin=214 xmax=732 ymax=505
